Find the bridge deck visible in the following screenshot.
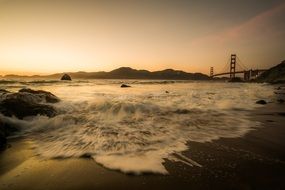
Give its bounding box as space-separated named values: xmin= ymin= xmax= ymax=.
xmin=212 ymin=69 xmax=267 ymax=77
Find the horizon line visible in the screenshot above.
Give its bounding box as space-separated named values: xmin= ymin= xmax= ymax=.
xmin=0 ymin=66 xmax=208 ymax=77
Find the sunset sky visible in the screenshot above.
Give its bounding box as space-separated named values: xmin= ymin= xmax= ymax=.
xmin=0 ymin=0 xmax=285 ymax=75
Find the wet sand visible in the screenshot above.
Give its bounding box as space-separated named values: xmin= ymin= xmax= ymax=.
xmin=0 ymin=103 xmax=285 ymax=190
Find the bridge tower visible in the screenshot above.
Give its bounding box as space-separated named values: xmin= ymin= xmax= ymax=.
xmin=210 ymin=67 xmax=214 ymax=77
xmin=230 ymin=54 xmax=236 ymax=78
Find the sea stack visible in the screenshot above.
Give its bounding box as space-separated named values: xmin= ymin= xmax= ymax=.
xmin=61 ymin=74 xmax=72 ymax=81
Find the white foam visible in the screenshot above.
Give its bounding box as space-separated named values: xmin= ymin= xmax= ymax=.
xmin=0 ymin=81 xmax=274 ymax=174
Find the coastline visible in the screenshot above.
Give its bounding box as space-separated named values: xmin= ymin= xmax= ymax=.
xmin=0 ymin=103 xmax=285 ymax=190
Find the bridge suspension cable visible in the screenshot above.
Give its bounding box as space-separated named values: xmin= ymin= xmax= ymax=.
xmin=236 ymin=56 xmax=248 ymax=71
xmin=216 ymin=56 xmax=231 ymax=75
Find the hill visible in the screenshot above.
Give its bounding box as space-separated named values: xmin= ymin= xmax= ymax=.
xmin=3 ymin=67 xmax=210 ymax=80
xmin=256 ymin=60 xmax=285 ymax=83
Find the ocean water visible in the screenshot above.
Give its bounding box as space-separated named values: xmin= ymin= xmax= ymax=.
xmin=0 ymin=79 xmax=275 ymax=174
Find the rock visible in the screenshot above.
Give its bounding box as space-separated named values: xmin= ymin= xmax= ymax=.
xmin=121 ymin=84 xmax=131 ymax=88
xmin=277 ymin=99 xmax=285 ymax=103
xmin=61 ymin=74 xmax=72 ymax=81
xmin=256 ymin=100 xmax=267 ymax=105
xmin=0 ymin=126 xmax=6 ymax=149
xmin=19 ymin=88 xmax=60 ymax=103
xmin=0 ymin=89 xmax=59 ymax=149
xmin=0 ymin=99 xmax=57 ymax=119
xmin=0 ymin=120 xmax=18 ymax=150
xmin=165 ymin=91 xmax=169 ymax=93
xmin=0 ymin=89 xmax=59 ymax=119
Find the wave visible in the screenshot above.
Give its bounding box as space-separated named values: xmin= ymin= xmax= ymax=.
xmin=0 ymin=80 xmax=18 ymax=84
xmin=0 ymin=79 xmax=62 ymax=85
xmin=24 ymin=80 xmax=62 ymax=84
xmin=1 ymin=96 xmax=260 ymax=174
xmin=1 ymin=82 xmax=273 ymax=174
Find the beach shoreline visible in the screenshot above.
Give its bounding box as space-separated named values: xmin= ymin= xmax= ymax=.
xmin=0 ymin=102 xmax=285 ymax=190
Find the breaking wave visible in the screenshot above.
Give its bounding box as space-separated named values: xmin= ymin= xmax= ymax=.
xmin=0 ymin=81 xmax=274 ymax=174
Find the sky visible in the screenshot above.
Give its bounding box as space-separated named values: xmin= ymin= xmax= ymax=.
xmin=0 ymin=0 xmax=285 ymax=75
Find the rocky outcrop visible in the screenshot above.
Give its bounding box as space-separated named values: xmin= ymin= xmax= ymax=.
xmin=256 ymin=60 xmax=285 ymax=84
xmin=0 ymin=89 xmax=59 ymax=119
xmin=19 ymin=88 xmax=60 ymax=103
xmin=61 ymin=74 xmax=72 ymax=81
xmin=0 ymin=88 xmax=60 ymax=149
xmin=121 ymin=84 xmax=131 ymax=88
xmin=0 ymin=98 xmax=57 ymax=119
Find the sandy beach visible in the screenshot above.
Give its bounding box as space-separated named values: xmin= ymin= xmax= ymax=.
xmin=0 ymin=102 xmax=284 ymax=190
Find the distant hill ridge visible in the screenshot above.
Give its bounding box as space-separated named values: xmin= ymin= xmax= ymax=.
xmin=3 ymin=67 xmax=210 ymax=80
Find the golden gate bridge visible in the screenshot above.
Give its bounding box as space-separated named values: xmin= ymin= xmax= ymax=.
xmin=210 ymin=54 xmax=267 ymax=81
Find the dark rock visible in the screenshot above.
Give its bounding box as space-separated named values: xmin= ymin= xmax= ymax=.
xmin=0 ymin=99 xmax=57 ymax=119
xmin=256 ymin=100 xmax=267 ymax=105
xmin=165 ymin=91 xmax=169 ymax=93
xmin=61 ymin=74 xmax=72 ymax=81
xmin=80 ymin=153 xmax=93 ymax=159
xmin=0 ymin=89 xmax=59 ymax=149
xmin=19 ymin=88 xmax=60 ymax=103
xmin=121 ymin=84 xmax=131 ymax=88
xmin=277 ymin=99 xmax=285 ymax=103
xmin=0 ymin=89 xmax=59 ymax=119
xmin=0 ymin=126 xmax=6 ymax=149
xmin=0 ymin=120 xmax=18 ymax=150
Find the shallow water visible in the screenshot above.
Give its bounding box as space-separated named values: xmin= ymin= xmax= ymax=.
xmin=0 ymin=79 xmax=275 ymax=174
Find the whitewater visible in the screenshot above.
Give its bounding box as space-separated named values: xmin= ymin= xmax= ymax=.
xmin=0 ymin=79 xmax=274 ymax=174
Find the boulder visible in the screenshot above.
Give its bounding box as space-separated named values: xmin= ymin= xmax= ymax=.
xmin=0 ymin=88 xmax=59 ymax=149
xmin=121 ymin=84 xmax=131 ymax=88
xmin=0 ymin=98 xmax=57 ymax=119
xmin=19 ymin=88 xmax=60 ymax=103
xmin=256 ymin=100 xmax=267 ymax=105
xmin=0 ymin=89 xmax=59 ymax=119
xmin=61 ymin=74 xmax=72 ymax=81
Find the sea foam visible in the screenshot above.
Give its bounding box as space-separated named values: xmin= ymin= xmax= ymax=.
xmin=0 ymin=81 xmax=274 ymax=174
